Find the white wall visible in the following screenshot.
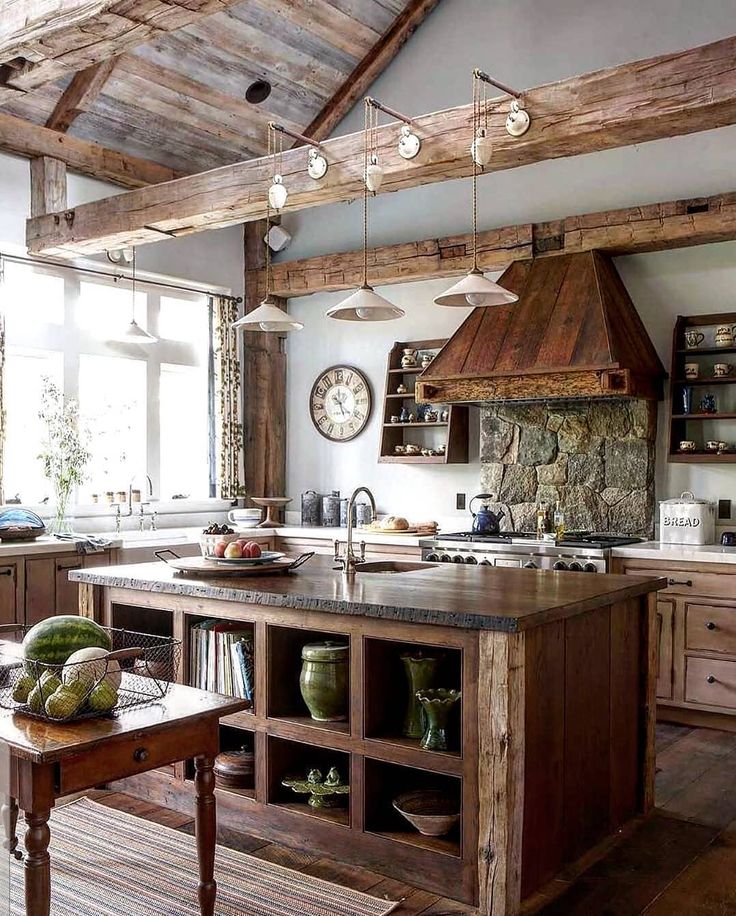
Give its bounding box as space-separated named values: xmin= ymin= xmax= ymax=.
xmin=283 ymin=0 xmax=736 ymax=524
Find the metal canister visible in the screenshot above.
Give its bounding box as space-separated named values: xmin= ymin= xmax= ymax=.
xmin=322 ymin=490 xmax=341 ymax=527
xmin=299 ymin=641 xmax=349 ymax=721
xmin=355 ymin=502 xmax=374 ymax=528
xmin=301 ymin=490 xmax=322 ymax=527
xmin=339 ymin=498 xmax=355 ymax=528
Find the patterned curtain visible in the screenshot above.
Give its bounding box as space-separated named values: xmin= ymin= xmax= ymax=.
xmin=212 ymin=295 xmax=243 ymax=499
xmin=0 ymin=257 xmax=5 ymax=506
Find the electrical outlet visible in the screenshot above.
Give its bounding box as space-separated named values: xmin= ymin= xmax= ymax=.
xmin=718 ymin=499 xmax=732 ymax=520
xmin=456 ymin=493 xmax=466 ymax=510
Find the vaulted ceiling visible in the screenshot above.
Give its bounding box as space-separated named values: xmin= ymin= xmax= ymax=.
xmin=0 ymin=0 xmax=438 ymax=177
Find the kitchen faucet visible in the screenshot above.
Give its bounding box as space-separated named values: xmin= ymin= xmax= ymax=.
xmin=334 ymin=487 xmax=376 ymax=579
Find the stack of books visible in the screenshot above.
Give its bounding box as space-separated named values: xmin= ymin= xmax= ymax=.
xmin=189 ymin=620 xmax=254 ymax=702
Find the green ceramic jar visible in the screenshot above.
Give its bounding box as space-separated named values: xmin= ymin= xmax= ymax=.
xmin=299 ymin=641 xmax=349 ymax=722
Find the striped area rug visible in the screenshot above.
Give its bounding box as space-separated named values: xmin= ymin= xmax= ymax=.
xmin=8 ymin=798 xmax=399 ymax=915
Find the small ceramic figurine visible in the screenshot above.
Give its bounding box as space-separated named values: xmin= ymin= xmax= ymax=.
xmin=396 ymin=382 xmax=408 ymax=394
xmin=440 ymin=408 xmax=449 ymax=422
xmin=700 ymin=393 xmax=717 ymax=414
xmin=399 ymin=406 xmax=411 ymax=423
xmin=390 ymin=415 xmax=400 ymax=424
xmin=421 ymin=352 xmax=434 ymax=369
xmin=408 ymin=412 xmax=415 ymax=423
xmin=401 ymin=348 xmax=418 ymax=368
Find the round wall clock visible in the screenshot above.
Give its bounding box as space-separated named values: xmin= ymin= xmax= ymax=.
xmin=310 ymin=365 xmax=372 ymax=442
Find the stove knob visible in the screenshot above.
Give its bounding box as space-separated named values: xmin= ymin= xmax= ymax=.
xmin=440 ymin=554 xmax=453 ymax=563
xmin=464 ymin=555 xmax=478 ymax=564
xmin=583 ymin=562 xmax=598 ymax=573
xmin=480 ymin=559 xmax=492 ymax=566
xmin=425 ymin=553 xmax=440 ymax=562
xmin=523 ymin=560 xmax=537 ymax=569
xmin=553 ymin=560 xmax=567 ymax=571
xmin=568 ymin=561 xmax=583 ymax=572
xmin=452 ymin=554 xmax=465 ymax=564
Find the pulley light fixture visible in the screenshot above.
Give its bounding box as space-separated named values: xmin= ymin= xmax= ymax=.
xmin=117 ymin=248 xmax=158 ymax=344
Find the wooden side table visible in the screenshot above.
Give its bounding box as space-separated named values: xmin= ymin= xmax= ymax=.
xmin=0 ymin=684 xmax=247 ymax=916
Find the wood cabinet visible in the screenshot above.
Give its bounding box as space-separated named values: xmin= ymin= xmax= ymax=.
xmin=0 ymin=560 xmax=22 ymax=625
xmin=617 ymin=557 xmax=736 ymax=728
xmin=275 ymin=536 xmax=422 ymax=565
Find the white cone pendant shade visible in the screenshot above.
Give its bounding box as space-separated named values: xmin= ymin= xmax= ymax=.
xmin=232 ymin=298 xmax=303 ymax=332
xmin=326 ymin=284 xmax=405 ymax=321
xmin=433 ymin=267 xmax=519 ymax=307
xmin=120 ymin=318 xmax=157 ymax=343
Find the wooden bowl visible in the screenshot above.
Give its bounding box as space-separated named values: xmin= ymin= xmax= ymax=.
xmin=392 ymin=789 xmax=460 ymax=836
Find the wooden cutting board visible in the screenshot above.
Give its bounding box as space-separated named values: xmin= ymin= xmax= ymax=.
xmin=163 ymin=556 xmax=298 ymax=577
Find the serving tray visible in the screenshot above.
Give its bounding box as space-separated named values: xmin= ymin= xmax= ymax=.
xmin=155 ymin=550 xmax=313 ymax=578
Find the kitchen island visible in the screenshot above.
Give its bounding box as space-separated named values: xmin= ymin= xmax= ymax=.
xmin=71 ymin=556 xmax=664 ymax=914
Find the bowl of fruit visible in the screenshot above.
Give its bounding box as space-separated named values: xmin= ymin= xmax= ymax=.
xmin=214 ymin=538 xmax=285 ymax=565
xmin=200 ymin=523 xmax=239 ymax=557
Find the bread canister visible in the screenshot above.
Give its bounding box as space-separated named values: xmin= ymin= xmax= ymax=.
xmin=659 ymin=491 xmax=716 ymax=545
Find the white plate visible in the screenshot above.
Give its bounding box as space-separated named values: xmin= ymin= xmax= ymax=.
xmin=214 ymin=551 xmax=285 ymax=565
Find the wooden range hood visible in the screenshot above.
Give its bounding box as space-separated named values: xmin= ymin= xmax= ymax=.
xmin=415 ymin=251 xmax=666 ymax=404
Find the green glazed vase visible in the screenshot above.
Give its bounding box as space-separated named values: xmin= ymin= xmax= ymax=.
xmin=416 ymin=688 xmax=461 ymax=751
xmin=401 ymin=653 xmax=439 ymax=738
xmin=299 ymin=641 xmax=349 ymax=722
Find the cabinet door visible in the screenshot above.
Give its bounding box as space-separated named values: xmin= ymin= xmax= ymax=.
xmin=24 ymin=557 xmax=56 ymax=626
xmin=656 ymin=598 xmax=675 ymax=700
xmin=55 ymin=556 xmax=84 ymax=615
xmin=0 ymin=561 xmax=20 ymax=626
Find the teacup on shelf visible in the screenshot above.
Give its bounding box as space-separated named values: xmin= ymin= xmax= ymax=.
xmin=679 ymin=440 xmax=697 ymax=452
xmin=714 ymin=363 xmax=734 ymax=377
xmin=706 ymin=440 xmax=720 ymax=452
xmin=684 ymin=363 xmax=699 ymax=379
xmin=685 ymin=329 xmax=705 ymax=349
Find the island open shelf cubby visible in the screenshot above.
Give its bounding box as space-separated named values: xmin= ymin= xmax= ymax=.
xmin=78 ymin=557 xmax=661 ymax=914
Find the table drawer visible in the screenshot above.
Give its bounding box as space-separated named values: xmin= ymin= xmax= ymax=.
xmin=626 ymin=567 xmax=736 ymax=600
xmin=685 ymin=656 xmax=736 ymax=710
xmin=686 ymin=603 xmax=736 ymax=654
xmin=58 ymin=719 xmax=213 ymax=796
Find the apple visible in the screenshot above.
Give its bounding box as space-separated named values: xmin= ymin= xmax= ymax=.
xmin=243 ymin=542 xmax=262 ymax=559
xmin=213 ymin=540 xmax=227 ymax=558
xmin=224 ymin=542 xmax=243 ymax=559
xmin=235 ymin=538 xmax=249 ymax=549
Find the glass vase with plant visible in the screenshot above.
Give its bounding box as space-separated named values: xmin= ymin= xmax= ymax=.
xmin=38 ymin=378 xmax=91 ymax=534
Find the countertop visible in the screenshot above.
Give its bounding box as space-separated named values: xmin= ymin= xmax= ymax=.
xmin=611 ymin=541 xmax=736 ymax=565
xmin=70 ymin=554 xmax=664 ymax=632
xmin=0 ymin=535 xmax=121 ymax=558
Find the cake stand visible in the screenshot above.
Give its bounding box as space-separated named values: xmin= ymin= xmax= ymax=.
xmin=251 ymin=497 xmax=292 ymax=528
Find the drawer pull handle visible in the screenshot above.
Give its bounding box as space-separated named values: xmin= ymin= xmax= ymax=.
xmin=0 ymin=569 xmax=12 ymax=577
xmin=706 ymin=621 xmax=717 ymax=630
xmin=133 ymin=747 xmax=149 ymax=763
xmin=667 ymin=578 xmax=693 ymax=587
xmin=706 ymin=675 xmax=717 ymax=684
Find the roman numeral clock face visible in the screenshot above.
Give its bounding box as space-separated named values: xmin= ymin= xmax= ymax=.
xmin=310 ymin=366 xmax=372 ymax=442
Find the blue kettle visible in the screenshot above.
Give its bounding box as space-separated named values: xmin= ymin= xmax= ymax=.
xmin=470 ymin=494 xmax=505 ymax=536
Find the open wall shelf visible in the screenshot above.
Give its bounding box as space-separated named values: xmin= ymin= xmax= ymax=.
xmin=668 ymin=314 xmax=736 ymax=462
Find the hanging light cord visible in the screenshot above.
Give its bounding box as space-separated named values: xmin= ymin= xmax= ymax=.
xmin=363 ymin=99 xmax=370 ymax=286
xmin=264 ymin=124 xmax=275 ymax=300
xmin=131 ymin=248 xmax=136 ymax=319
xmin=471 ymin=70 xmax=480 ymax=272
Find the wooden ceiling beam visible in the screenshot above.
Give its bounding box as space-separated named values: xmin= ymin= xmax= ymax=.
xmin=264 ymin=191 xmax=736 ymax=298
xmin=45 ymin=59 xmax=117 ymax=132
xmin=0 ymin=0 xmax=246 ymax=104
xmin=25 ymin=35 xmax=736 ymax=257
xmin=0 ymin=110 xmax=183 ymax=187
xmin=302 ymin=0 xmax=441 ymax=143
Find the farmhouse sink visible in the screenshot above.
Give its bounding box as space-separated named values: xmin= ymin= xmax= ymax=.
xmin=355 ymin=561 xmax=436 ymax=574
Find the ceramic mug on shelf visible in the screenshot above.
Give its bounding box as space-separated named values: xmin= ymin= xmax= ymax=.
xmin=718 ymin=441 xmax=730 ymax=453
xmin=684 ymin=363 xmax=699 ymax=379
xmin=714 ymin=363 xmax=734 ymax=376
xmin=685 ymin=329 xmax=705 ymax=349
xmin=679 ymin=440 xmax=697 ymax=452
xmin=401 ymin=348 xmax=418 ymax=368
xmin=715 ymin=325 xmax=736 ymax=348
xmin=706 ymin=440 xmax=720 ymax=452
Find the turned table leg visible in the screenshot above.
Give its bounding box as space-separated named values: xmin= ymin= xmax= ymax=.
xmin=194 ymin=754 xmax=217 ymax=916
xmin=2 ymin=795 xmax=21 ymax=860
xmin=25 ymin=809 xmax=51 ymax=916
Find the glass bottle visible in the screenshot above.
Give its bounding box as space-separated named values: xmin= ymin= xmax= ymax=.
xmin=553 ymin=501 xmax=566 ymax=540
xmin=535 ymin=503 xmax=550 ymax=538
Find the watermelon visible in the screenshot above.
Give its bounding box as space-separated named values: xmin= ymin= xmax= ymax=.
xmin=23 ymin=616 xmax=111 ymax=667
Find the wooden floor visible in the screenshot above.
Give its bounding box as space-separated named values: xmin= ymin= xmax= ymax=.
xmin=90 ymin=724 xmax=736 ymax=915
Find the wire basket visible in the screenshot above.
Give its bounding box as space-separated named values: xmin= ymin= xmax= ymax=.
xmin=0 ymin=625 xmax=181 ymax=723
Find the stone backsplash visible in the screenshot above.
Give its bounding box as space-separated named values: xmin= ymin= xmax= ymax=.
xmin=479 ymin=400 xmax=657 ymax=537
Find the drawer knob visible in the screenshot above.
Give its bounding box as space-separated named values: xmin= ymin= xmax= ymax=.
xmin=667 ymin=578 xmax=693 ymax=587
xmin=706 ymin=675 xmax=717 ymax=684
xmin=133 ymin=747 xmax=149 ymax=763
xmin=706 ymin=621 xmax=717 ymax=631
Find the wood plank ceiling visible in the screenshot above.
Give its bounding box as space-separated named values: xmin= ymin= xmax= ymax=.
xmin=1 ymin=0 xmax=426 ymax=175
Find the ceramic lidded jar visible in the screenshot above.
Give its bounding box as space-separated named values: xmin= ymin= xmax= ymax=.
xmin=401 ymin=348 xmax=418 ymax=368
xmin=299 ymin=641 xmax=349 ymax=722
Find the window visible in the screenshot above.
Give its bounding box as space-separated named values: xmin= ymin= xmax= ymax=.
xmin=1 ymin=259 xmax=215 ymax=504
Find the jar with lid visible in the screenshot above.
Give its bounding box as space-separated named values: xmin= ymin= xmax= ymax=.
xmin=299 ymin=641 xmax=349 ymax=721
xmin=301 ymin=490 xmax=322 ymax=527
xmin=322 ymin=490 xmax=341 ymax=527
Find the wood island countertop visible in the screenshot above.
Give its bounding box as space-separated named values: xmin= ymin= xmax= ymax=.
xmin=70 ymin=554 xmax=665 ymax=631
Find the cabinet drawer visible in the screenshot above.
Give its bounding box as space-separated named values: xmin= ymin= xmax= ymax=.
xmin=58 ymin=719 xmax=213 ymax=795
xmin=686 ymin=603 xmax=736 ymax=655
xmin=626 ymin=567 xmax=736 ymax=600
xmin=685 ymin=656 xmax=736 ymax=710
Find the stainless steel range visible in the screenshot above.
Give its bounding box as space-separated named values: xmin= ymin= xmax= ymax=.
xmin=420 ymin=532 xmax=643 ymax=573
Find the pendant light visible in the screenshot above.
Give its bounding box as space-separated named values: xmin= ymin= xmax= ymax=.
xmin=119 ymin=249 xmax=157 ymax=343
xmin=326 ymin=99 xmax=404 ymax=322
xmin=434 ymin=71 xmax=518 ymax=308
xmin=233 ymin=129 xmax=303 ymax=333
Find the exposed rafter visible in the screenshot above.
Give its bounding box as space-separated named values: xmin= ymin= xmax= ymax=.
xmin=0 ymin=111 xmax=183 ymax=187
xmin=0 ymin=0 xmax=246 ymax=105
xmin=303 ymin=0 xmax=440 ymax=143
xmin=263 ymin=191 xmax=736 ymax=298
xmin=25 ymin=35 xmax=736 ymax=257
xmin=45 ymin=59 xmax=117 ymax=132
